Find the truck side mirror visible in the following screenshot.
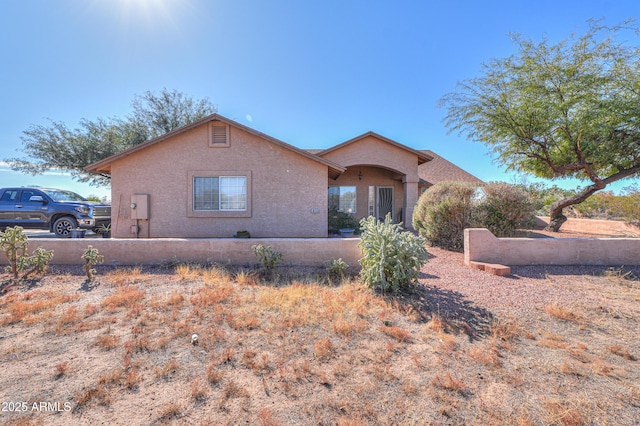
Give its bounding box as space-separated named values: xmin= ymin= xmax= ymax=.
xmin=29 ymin=195 xmax=46 ymax=203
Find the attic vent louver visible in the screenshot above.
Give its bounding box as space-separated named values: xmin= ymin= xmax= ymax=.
xmin=209 ymin=122 xmax=230 ymax=147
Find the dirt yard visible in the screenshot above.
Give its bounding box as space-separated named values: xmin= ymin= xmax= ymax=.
xmin=0 ymin=246 xmax=638 ymax=425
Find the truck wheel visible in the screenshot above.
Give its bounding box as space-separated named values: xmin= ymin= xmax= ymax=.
xmin=53 ymin=217 xmax=78 ymax=238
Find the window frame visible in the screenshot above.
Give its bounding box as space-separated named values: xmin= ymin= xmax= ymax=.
xmin=328 ymin=185 xmax=357 ymax=214
xmin=188 ymin=171 xmax=251 ymax=218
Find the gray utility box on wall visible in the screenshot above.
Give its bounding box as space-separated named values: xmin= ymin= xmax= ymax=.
xmin=130 ymin=194 xmax=150 ymax=220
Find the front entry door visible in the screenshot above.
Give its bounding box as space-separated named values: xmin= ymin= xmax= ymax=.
xmin=376 ymin=187 xmax=393 ymax=222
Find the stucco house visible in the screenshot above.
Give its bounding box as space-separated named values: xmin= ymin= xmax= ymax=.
xmin=85 ymin=114 xmax=481 ymax=238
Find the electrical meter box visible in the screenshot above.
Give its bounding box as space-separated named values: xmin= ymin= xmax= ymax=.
xmin=130 ymin=194 xmax=150 ymax=220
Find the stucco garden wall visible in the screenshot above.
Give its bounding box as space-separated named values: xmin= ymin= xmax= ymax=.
xmin=464 ymin=228 xmax=640 ymax=266
xmin=1 ymin=238 xmax=362 ymax=268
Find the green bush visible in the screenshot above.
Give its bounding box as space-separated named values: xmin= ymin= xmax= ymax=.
xmin=571 ymin=186 xmax=640 ymax=221
xmin=252 ymin=244 xmax=283 ymax=275
xmin=473 ymin=182 xmax=536 ymax=237
xmin=0 ymin=226 xmax=53 ymax=279
xmin=413 ymin=181 xmax=536 ymax=251
xmin=412 ymin=182 xmax=477 ymax=251
xmin=325 ymin=258 xmax=350 ymax=283
xmin=328 ymin=207 xmax=360 ymax=234
xmin=358 ymin=214 xmax=429 ymax=293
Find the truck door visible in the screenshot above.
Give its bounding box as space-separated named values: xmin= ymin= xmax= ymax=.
xmin=0 ymin=189 xmax=19 ymax=226
xmin=14 ymin=189 xmax=49 ymax=229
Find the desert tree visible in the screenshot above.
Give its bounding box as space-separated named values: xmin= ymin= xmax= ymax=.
xmin=6 ymin=89 xmax=216 ymax=186
xmin=440 ymin=20 xmax=640 ymax=231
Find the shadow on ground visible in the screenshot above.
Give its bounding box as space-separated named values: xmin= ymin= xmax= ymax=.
xmin=512 ymin=264 xmax=640 ymax=280
xmin=390 ymin=284 xmax=494 ymax=341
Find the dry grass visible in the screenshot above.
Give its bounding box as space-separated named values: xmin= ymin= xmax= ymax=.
xmin=0 ymin=262 xmax=638 ymax=425
xmin=431 ymin=371 xmax=466 ymax=394
xmin=544 ymin=302 xmax=584 ymax=322
xmin=609 ymin=344 xmax=636 ymax=361
xmin=95 ymin=333 xmax=120 ymax=350
xmin=101 ymin=286 xmax=145 ymax=311
xmin=379 ymin=324 xmax=412 ymax=342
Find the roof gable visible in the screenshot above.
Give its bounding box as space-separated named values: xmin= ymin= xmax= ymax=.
xmin=85 ymin=114 xmax=345 ymax=178
xmin=317 ymin=131 xmax=432 ymax=164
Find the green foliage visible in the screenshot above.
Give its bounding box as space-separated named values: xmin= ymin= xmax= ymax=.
xmin=97 ymin=223 xmax=111 ymax=235
xmin=85 ymin=194 xmax=106 ymax=203
xmin=0 ymin=226 xmax=53 ymax=279
xmin=252 ymin=244 xmax=283 ymax=275
xmin=358 ymin=215 xmax=429 ymax=293
xmin=473 ymin=183 xmax=536 ymax=237
xmin=81 ymin=245 xmax=104 ymax=280
xmin=440 ymin=20 xmax=640 ymax=229
xmin=413 ymin=182 xmax=536 ymax=250
xmin=6 ymin=89 xmax=216 ymax=186
xmin=516 ymin=182 xmax=575 ymax=216
xmin=26 ymin=247 xmax=55 ymax=276
xmin=324 ymin=258 xmax=350 ymax=283
xmin=412 ymin=182 xmax=477 ymax=251
xmin=572 ymin=188 xmax=640 ymax=221
xmin=328 ymin=207 xmax=360 ymax=234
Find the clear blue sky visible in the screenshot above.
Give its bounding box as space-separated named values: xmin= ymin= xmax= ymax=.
xmin=1 ymin=0 xmax=638 ymax=200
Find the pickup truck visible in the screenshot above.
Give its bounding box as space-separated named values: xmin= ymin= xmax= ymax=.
xmin=0 ymin=187 xmax=111 ymax=238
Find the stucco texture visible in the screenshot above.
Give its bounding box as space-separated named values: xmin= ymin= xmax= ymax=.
xmin=464 ymin=228 xmax=640 ymax=266
xmin=109 ymin=123 xmax=329 ymax=238
xmin=321 ymin=135 xmax=421 ymax=226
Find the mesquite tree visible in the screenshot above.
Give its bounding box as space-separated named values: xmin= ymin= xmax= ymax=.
xmin=440 ymin=20 xmax=640 ymax=231
xmin=7 ymin=89 xmax=216 ymax=186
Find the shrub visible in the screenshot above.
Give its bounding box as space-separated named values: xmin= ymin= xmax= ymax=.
xmin=473 ymin=182 xmax=536 ymax=237
xmin=328 ymin=207 xmax=360 ymax=234
xmin=413 ymin=181 xmax=536 ymax=251
xmin=324 ymin=258 xmax=349 ymax=283
xmin=0 ymin=226 xmax=53 ymax=279
xmin=412 ymin=182 xmax=477 ymax=251
xmin=26 ymin=247 xmax=54 ymax=276
xmin=252 ymin=244 xmax=283 ymax=275
xmin=358 ymin=214 xmax=429 ymax=293
xmin=81 ymin=245 xmax=104 ymax=280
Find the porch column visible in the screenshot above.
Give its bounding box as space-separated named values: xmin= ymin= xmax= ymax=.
xmin=403 ymin=178 xmax=419 ymax=230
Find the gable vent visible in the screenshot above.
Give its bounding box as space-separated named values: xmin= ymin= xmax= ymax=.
xmin=209 ymin=122 xmax=230 ymax=147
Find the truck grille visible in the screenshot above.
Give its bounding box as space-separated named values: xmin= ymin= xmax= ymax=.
xmin=94 ymin=206 xmax=111 ymax=218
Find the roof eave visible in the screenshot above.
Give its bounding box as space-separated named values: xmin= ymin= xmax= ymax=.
xmin=318 ymin=131 xmax=433 ymax=164
xmin=84 ymin=113 xmax=347 ymax=176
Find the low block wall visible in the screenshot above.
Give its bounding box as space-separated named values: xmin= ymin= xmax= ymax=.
xmin=464 ymin=228 xmax=640 ymax=266
xmin=0 ymin=238 xmax=363 ymax=268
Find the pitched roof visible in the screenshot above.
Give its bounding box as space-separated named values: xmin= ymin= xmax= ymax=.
xmin=84 ymin=114 xmax=346 ymax=179
xmin=316 ymin=131 xmax=433 ymax=164
xmin=417 ymin=150 xmax=484 ymax=185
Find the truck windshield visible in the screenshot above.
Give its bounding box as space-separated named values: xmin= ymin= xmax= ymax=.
xmin=41 ymin=189 xmax=87 ymax=202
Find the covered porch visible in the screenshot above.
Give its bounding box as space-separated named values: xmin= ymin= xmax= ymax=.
xmin=318 ymin=131 xmax=431 ymax=230
xmin=327 ymin=164 xmax=419 ymax=228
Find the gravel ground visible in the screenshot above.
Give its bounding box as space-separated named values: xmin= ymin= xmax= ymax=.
xmin=418 ymin=242 xmax=640 ymax=328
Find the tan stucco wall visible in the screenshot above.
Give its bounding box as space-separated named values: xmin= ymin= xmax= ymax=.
xmin=321 ymin=135 xmax=421 ymax=181
xmin=322 ymin=136 xmax=421 ymax=227
xmin=0 ymin=238 xmax=362 ymax=268
xmin=109 ymin=124 xmax=329 ymax=238
xmin=329 ymin=166 xmax=405 ymax=222
xmin=464 ymin=228 xmax=640 ymax=266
